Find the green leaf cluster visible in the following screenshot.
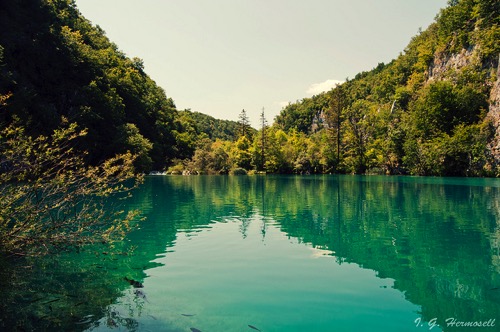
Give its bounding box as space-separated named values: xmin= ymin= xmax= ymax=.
xmin=0 ymin=122 xmax=142 ymax=256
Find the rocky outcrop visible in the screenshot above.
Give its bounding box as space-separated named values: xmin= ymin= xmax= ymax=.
xmin=428 ymin=47 xmax=477 ymax=81
xmin=486 ymin=54 xmax=500 ymax=164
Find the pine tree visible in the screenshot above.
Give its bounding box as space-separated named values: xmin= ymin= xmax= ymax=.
xmin=238 ymin=109 xmax=251 ymax=138
xmin=260 ymin=108 xmax=268 ymax=171
xmin=327 ymin=84 xmax=344 ymax=171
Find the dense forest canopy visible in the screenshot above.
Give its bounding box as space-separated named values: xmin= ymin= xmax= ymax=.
xmin=1 ymin=0 xmax=499 ymax=176
xmin=270 ymin=0 xmax=500 ymax=176
xmin=0 ymin=0 xmax=240 ymax=173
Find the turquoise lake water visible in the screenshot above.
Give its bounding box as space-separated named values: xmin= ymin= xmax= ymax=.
xmin=2 ymin=175 xmax=499 ymax=331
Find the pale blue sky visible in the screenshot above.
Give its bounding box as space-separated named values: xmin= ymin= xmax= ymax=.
xmin=75 ymin=0 xmax=447 ymax=127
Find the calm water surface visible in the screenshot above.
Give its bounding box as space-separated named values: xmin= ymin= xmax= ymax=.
xmin=2 ymin=175 xmax=499 ymax=331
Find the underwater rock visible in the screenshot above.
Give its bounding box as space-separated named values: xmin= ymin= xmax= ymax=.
xmin=134 ymin=289 xmax=149 ymax=302
xmin=107 ymin=318 xmax=118 ymax=327
xmin=124 ymin=277 xmax=143 ymax=288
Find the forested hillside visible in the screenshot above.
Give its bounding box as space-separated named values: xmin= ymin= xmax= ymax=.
xmin=178 ymin=110 xmax=241 ymax=142
xmin=271 ymin=0 xmax=500 ymax=176
xmin=1 ymin=0 xmax=499 ymax=176
xmin=0 ymin=0 xmax=241 ymax=172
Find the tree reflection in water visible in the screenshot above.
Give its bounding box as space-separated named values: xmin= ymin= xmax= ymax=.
xmin=1 ymin=175 xmax=499 ymax=331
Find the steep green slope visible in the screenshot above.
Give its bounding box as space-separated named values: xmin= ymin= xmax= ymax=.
xmin=274 ymin=0 xmax=499 ymax=176
xmin=0 ymin=0 xmax=195 ymax=171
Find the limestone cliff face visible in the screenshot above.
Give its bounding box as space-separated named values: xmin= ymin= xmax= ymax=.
xmin=487 ymin=56 xmax=500 ymax=163
xmin=427 ymin=47 xmax=477 ymax=81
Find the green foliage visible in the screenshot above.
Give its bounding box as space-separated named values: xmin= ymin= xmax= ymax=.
xmin=404 ymin=121 xmax=493 ymax=176
xmin=275 ymin=94 xmax=330 ymax=134
xmin=119 ymin=123 xmax=153 ymax=172
xmin=437 ymin=0 xmax=475 ymax=52
xmin=185 ymin=139 xmax=232 ymax=174
xmin=0 ymin=0 xmax=185 ymax=170
xmin=231 ymin=167 xmax=248 ymax=175
xmin=431 ymin=81 xmax=484 ymax=133
xmin=232 ymin=135 xmax=253 ymax=170
xmin=0 ymin=123 xmax=142 ymax=256
xmin=264 ymin=128 xmax=292 ymax=173
xmin=182 ymin=110 xmax=242 ymax=141
xmin=238 ymin=109 xmax=253 ymax=139
xmin=227 ymin=0 xmax=498 ymax=177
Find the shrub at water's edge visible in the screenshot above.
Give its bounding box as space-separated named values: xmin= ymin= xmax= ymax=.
xmin=231 ymin=168 xmax=248 ymax=175
xmin=0 ymin=122 xmax=142 ymax=257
